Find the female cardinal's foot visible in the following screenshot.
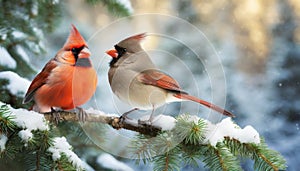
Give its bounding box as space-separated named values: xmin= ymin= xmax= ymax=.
xmin=119 ymin=108 xmax=139 ymax=123
xmin=138 ymin=107 xmax=155 ymax=125
xmin=76 ymin=107 xmax=87 ymax=122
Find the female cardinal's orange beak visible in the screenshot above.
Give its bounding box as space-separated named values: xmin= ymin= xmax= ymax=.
xmin=106 ymin=49 xmax=118 ymax=58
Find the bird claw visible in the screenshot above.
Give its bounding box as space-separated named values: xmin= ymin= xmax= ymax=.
xmin=119 ymin=108 xmax=138 ymax=123
xmin=119 ymin=113 xmax=133 ymax=124
xmin=76 ymin=107 xmax=87 ymax=122
xmin=51 ymin=107 xmax=61 ymax=124
xmin=138 ymin=113 xmax=155 ymax=126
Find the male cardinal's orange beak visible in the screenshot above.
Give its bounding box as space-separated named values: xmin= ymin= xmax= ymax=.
xmin=106 ymin=49 xmax=118 ymax=58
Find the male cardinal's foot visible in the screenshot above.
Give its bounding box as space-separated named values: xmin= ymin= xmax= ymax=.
xmin=51 ymin=107 xmax=61 ymax=124
xmin=119 ymin=108 xmax=139 ymax=123
xmin=76 ymin=107 xmax=87 ymax=122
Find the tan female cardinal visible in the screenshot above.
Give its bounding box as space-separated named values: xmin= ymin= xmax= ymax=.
xmin=106 ymin=33 xmax=234 ymax=121
xmin=23 ymin=25 xmax=97 ymax=119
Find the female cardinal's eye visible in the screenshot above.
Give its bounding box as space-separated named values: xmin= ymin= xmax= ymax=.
xmin=114 ymin=45 xmax=126 ymax=57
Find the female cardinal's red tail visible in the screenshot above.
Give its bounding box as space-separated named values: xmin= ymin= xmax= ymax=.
xmin=174 ymin=93 xmax=235 ymax=117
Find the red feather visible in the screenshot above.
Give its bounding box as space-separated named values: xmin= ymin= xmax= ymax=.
xmin=23 ymin=60 xmax=57 ymax=104
xmin=174 ymin=94 xmax=235 ymax=117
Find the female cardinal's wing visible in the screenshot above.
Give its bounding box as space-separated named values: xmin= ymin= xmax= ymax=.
xmin=137 ymin=69 xmax=187 ymax=94
xmin=23 ymin=60 xmax=57 ymax=104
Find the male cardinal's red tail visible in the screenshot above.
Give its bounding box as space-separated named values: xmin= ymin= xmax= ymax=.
xmin=174 ymin=93 xmax=235 ymax=117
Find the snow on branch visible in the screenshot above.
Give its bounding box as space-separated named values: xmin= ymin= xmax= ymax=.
xmin=42 ymin=108 xmax=260 ymax=146
xmin=43 ymin=109 xmax=164 ymax=137
xmin=0 ymin=102 xmax=286 ymax=170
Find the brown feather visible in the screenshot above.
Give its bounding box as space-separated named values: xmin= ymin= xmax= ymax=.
xmin=137 ymin=69 xmax=187 ymax=94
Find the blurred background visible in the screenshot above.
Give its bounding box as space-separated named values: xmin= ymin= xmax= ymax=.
xmin=1 ymin=0 xmax=299 ymax=170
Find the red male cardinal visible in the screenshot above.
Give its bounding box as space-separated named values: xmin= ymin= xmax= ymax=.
xmin=23 ymin=25 xmax=97 ymax=120
xmin=106 ymin=33 xmax=234 ymax=121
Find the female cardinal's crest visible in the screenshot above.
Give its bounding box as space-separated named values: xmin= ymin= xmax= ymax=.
xmin=123 ymin=32 xmax=147 ymax=43
xmin=63 ymin=24 xmax=87 ymax=49
xmin=131 ymin=33 xmax=147 ymax=41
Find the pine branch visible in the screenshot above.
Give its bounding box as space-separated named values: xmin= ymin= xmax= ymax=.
xmin=0 ymin=104 xmax=287 ymax=170
xmin=223 ymin=137 xmax=286 ymax=171
xmin=43 ymin=111 xmax=162 ymax=137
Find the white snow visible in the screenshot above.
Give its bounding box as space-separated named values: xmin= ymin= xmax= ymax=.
xmin=0 ymin=33 xmax=7 ymax=40
xmin=0 ymin=102 xmax=49 ymax=144
xmin=18 ymin=129 xmax=33 ymax=144
xmin=12 ymin=30 xmax=26 ymax=39
xmin=0 ymin=46 xmax=16 ymax=68
xmin=16 ymin=45 xmax=30 ymax=63
xmin=85 ymin=108 xmax=119 ymax=117
xmin=151 ymin=114 xmax=176 ymax=130
xmin=116 ymin=0 xmax=134 ymax=13
xmin=0 ymin=134 xmax=8 ymax=152
xmin=183 ymin=114 xmax=201 ymax=124
xmin=0 ymin=71 xmax=30 ymax=96
xmin=204 ymin=118 xmax=260 ymax=146
xmin=82 ymin=160 xmax=95 ymax=171
xmin=11 ymin=107 xmax=49 ymax=131
xmin=31 ymin=2 xmax=38 ymax=16
xmin=138 ymin=114 xmax=177 ymax=130
xmin=48 ymin=137 xmax=84 ymax=170
xmin=52 ymin=0 xmax=59 ymax=4
xmin=97 ymin=153 xmax=134 ymax=171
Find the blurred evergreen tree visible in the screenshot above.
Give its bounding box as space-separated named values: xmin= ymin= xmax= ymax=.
xmin=0 ymin=0 xmax=132 ymax=170
xmin=271 ymin=1 xmax=300 ymax=122
xmin=0 ymin=0 xmax=62 ymax=109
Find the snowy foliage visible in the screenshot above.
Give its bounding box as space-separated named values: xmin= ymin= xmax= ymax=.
xmin=15 ymin=45 xmax=30 ymax=63
xmin=1 ymin=102 xmax=48 ymax=144
xmin=0 ymin=102 xmax=85 ymax=170
xmin=0 ymin=71 xmax=30 ymax=96
xmin=10 ymin=108 xmax=49 ymax=131
xmin=205 ymin=118 xmax=260 ymax=146
xmin=116 ymin=0 xmax=134 ymax=13
xmin=0 ymin=46 xmax=16 ymax=68
xmin=18 ymin=129 xmax=33 ymax=145
xmin=0 ymin=134 xmax=8 ymax=152
xmin=48 ymin=137 xmax=84 ymax=170
xmin=146 ymin=114 xmax=260 ymax=146
xmin=97 ymin=153 xmax=134 ymax=171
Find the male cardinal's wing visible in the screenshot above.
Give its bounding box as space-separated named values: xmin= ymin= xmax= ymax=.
xmin=23 ymin=60 xmax=57 ymax=104
xmin=137 ymin=69 xmax=187 ymax=94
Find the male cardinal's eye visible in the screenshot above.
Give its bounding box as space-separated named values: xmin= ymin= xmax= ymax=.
xmin=71 ymin=46 xmax=85 ymax=60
